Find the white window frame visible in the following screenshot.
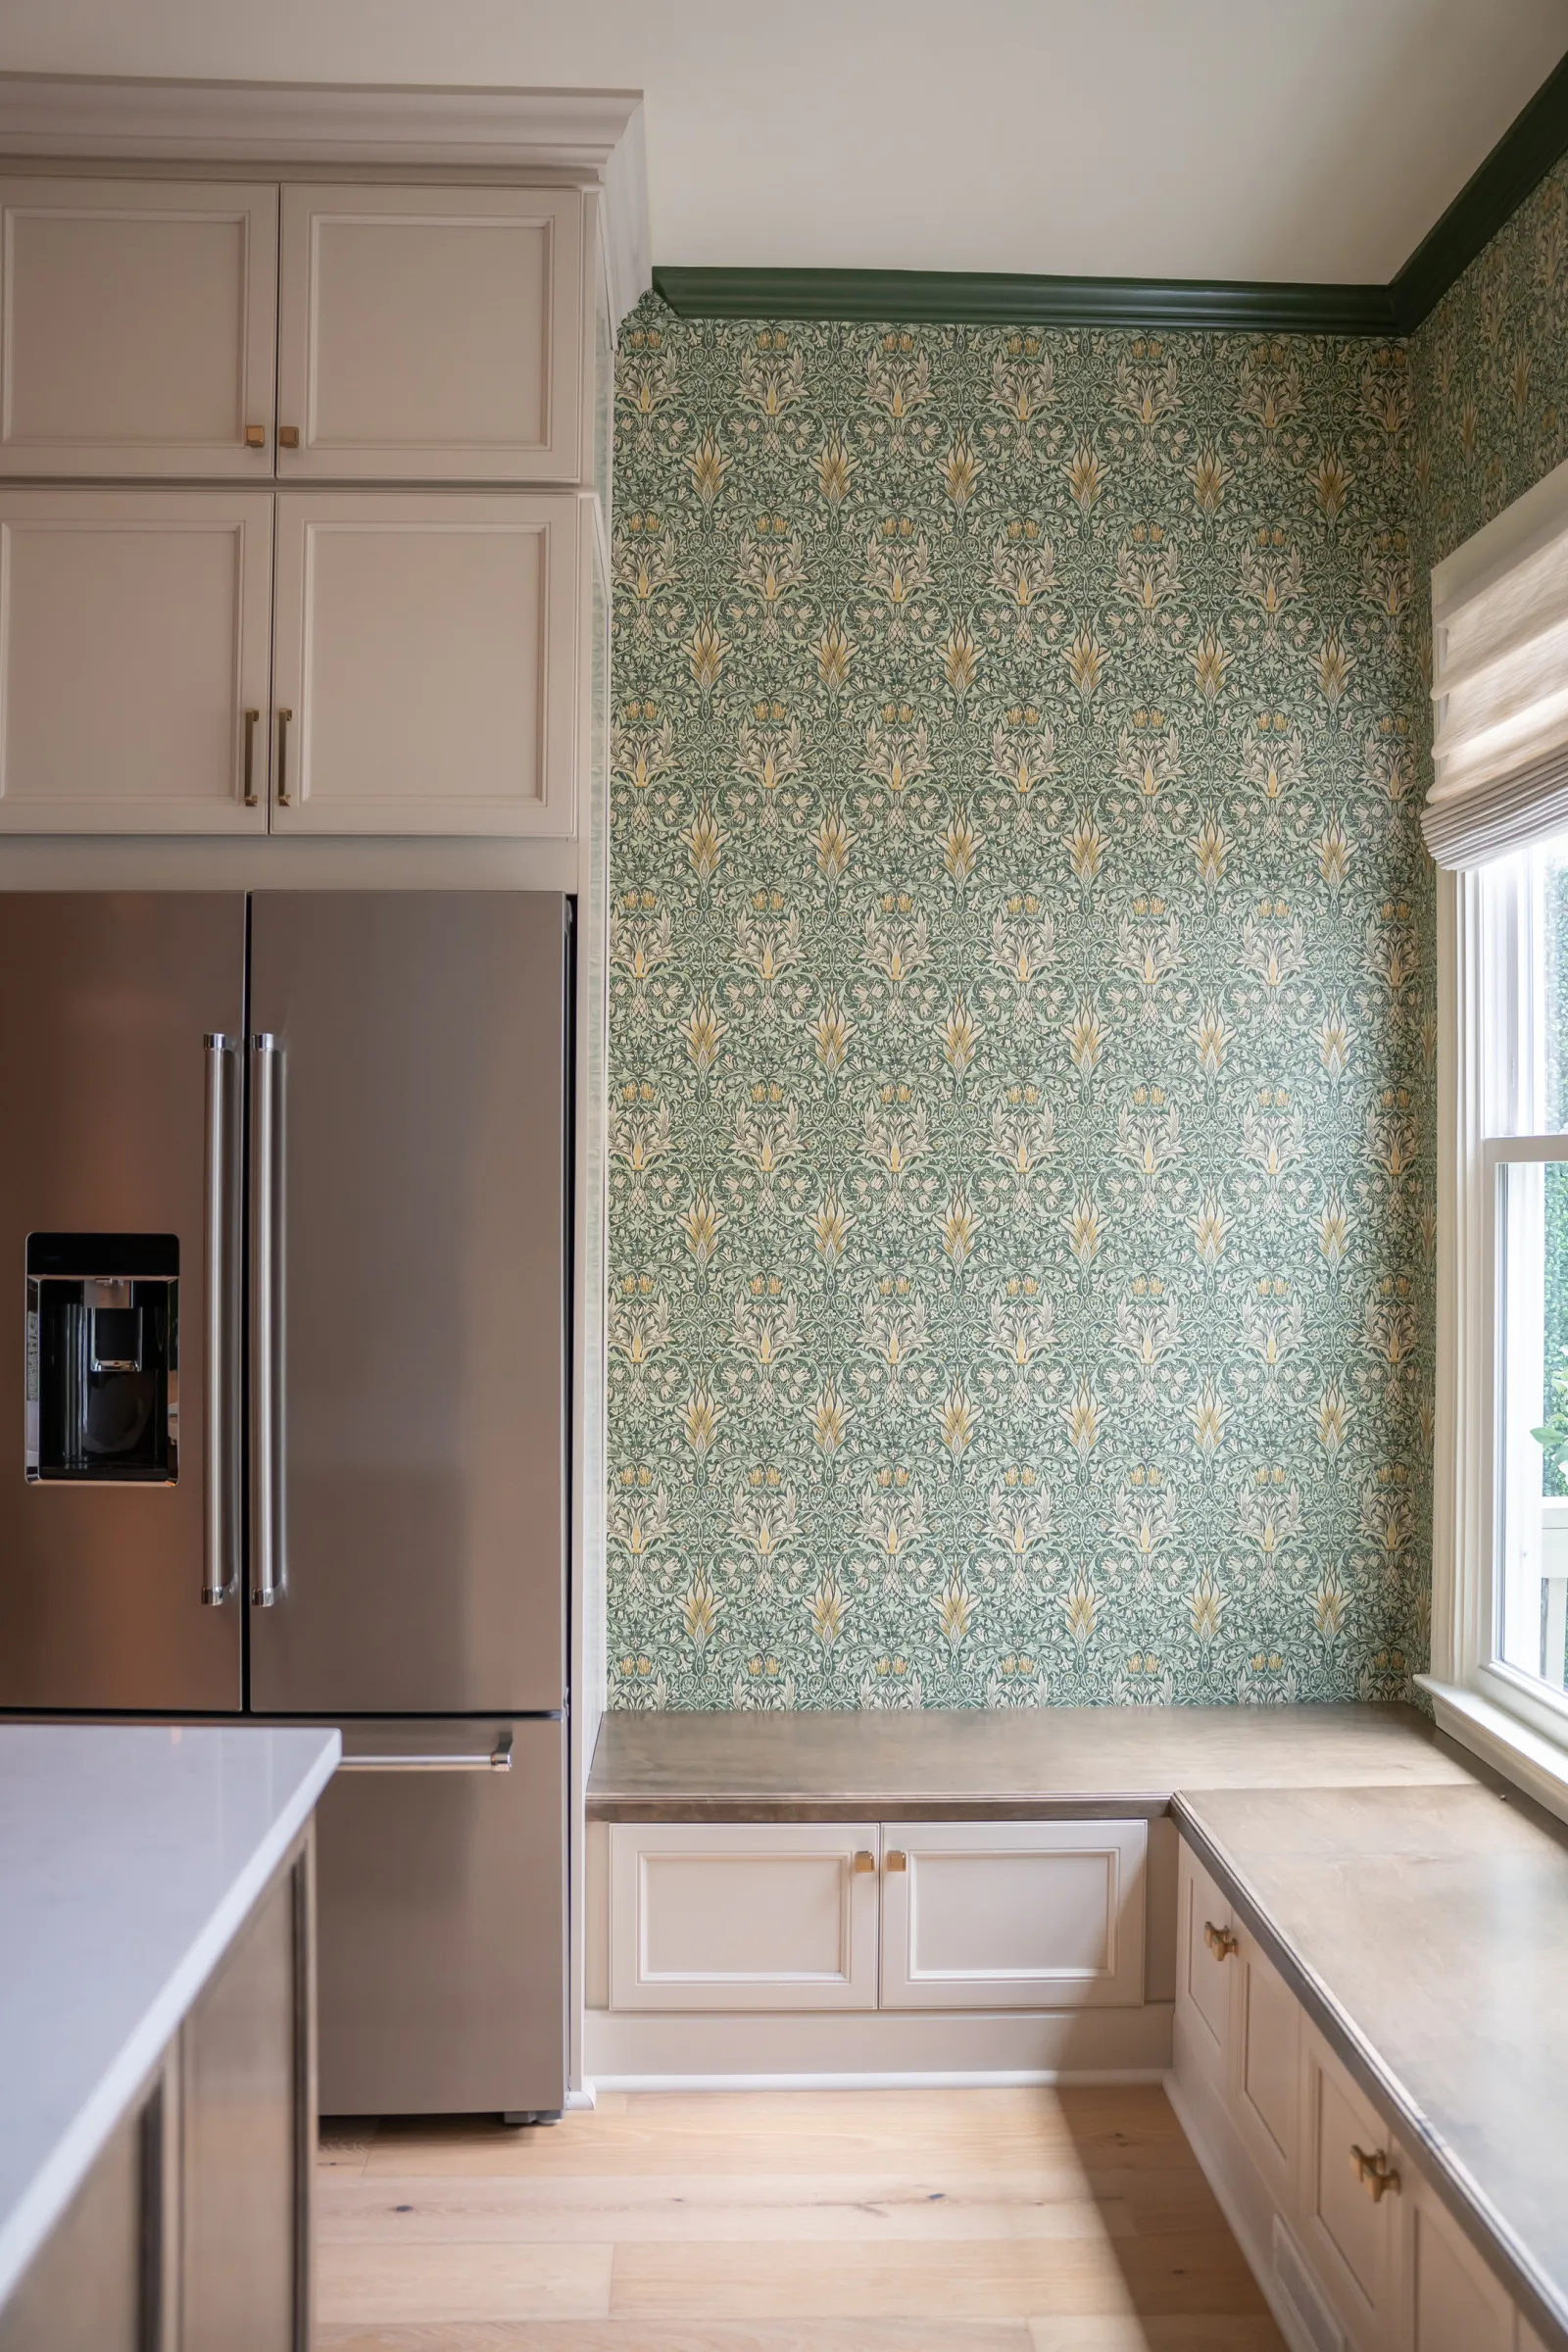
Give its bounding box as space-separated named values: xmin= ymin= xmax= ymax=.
xmin=1425 ymin=858 xmax=1568 ymax=1818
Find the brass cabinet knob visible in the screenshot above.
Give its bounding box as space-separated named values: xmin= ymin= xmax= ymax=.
xmin=1350 ymin=2145 xmax=1400 ymax=2202
xmin=1203 ymin=1921 xmax=1239 ymax=1960
xmin=244 ymin=423 xmax=267 ymax=448
xmin=278 ymin=425 xmax=301 ymax=449
xmin=885 ymin=1849 xmax=907 ymax=1873
xmin=851 ymin=1850 xmax=875 ymax=1875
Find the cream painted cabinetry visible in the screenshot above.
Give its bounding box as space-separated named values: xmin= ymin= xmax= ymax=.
xmin=276 ymin=183 xmax=585 ymax=481
xmin=0 ymin=490 xmax=274 ymax=832
xmin=0 ymin=178 xmax=279 ymax=478
xmin=1171 ymin=1833 xmax=1544 ymax=2352
xmin=608 ymin=1818 xmax=1149 ymax=2017
xmin=878 ymin=1819 xmax=1146 ymax=2011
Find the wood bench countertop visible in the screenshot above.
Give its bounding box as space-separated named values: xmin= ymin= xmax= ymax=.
xmin=586 ymin=1702 xmax=1477 ymax=1820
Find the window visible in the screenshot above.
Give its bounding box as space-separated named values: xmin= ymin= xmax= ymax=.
xmin=1428 ymin=455 xmax=1568 ymax=1794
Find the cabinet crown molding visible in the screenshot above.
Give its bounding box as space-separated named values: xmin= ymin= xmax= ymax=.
xmin=0 ymin=72 xmax=652 ymax=322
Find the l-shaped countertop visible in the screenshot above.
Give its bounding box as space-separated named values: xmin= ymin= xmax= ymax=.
xmin=589 ymin=1702 xmax=1568 ymax=2347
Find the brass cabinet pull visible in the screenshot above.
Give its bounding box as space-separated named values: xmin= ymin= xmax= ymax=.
xmin=241 ymin=708 xmax=260 ymax=806
xmin=885 ymin=1849 xmax=907 ymax=1873
xmin=276 ymin=709 xmax=293 ymax=807
xmin=278 ymin=425 xmax=300 ymax=449
xmin=244 ymin=423 xmax=267 ymax=449
xmin=851 ymin=1850 xmax=875 ymax=1875
xmin=1350 ymin=2144 xmax=1400 ymax=2202
xmin=1203 ymin=1921 xmax=1239 ymax=1960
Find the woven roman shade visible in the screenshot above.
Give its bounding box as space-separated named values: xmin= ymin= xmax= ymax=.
xmin=1427 ymin=456 xmax=1568 ymax=869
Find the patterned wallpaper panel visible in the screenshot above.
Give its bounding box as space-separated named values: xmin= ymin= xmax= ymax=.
xmin=609 ymin=306 xmax=1435 ymax=1709
xmin=1416 ymin=157 xmax=1568 ymax=567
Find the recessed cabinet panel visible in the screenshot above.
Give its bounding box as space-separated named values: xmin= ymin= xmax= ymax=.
xmin=278 ymin=184 xmax=583 ymax=480
xmin=1176 ymin=1839 xmax=1234 ymax=2073
xmin=1230 ymin=1926 xmax=1298 ymax=2206
xmin=1300 ymin=2026 xmax=1399 ymax=2342
xmin=0 ymin=491 xmax=273 ymax=833
xmin=0 ymin=179 xmax=278 ymax=477
xmin=270 ymin=491 xmax=578 ymax=835
xmin=1405 ymin=2177 xmax=1514 ymax=2352
xmin=609 ymin=1823 xmax=880 ymax=2012
xmin=879 ymin=1820 xmax=1146 ymax=2011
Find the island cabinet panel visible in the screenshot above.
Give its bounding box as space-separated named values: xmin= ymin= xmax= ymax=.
xmin=0 ymin=2091 xmax=155 ymax=2352
xmin=1228 ymin=1923 xmax=1298 ymax=2212
xmin=276 ymin=184 xmax=583 ymax=482
xmin=609 ymin=1822 xmax=881 ymax=2012
xmin=1299 ymin=2022 xmax=1401 ymax=2347
xmin=0 ymin=178 xmax=278 ymax=478
xmin=0 ymin=490 xmax=274 ymax=833
xmin=1175 ymin=1837 xmax=1234 ymax=2082
xmin=180 ymin=1859 xmax=309 ymax=2352
xmin=1403 ymin=2167 xmax=1515 ymax=2352
xmin=878 ymin=1820 xmax=1147 ymax=2011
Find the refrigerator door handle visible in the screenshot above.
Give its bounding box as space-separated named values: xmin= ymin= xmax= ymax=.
xmin=338 ymin=1734 xmax=514 ymax=1774
xmin=202 ymin=1034 xmax=239 ymax=1605
xmin=249 ymin=1031 xmax=283 ymax=1607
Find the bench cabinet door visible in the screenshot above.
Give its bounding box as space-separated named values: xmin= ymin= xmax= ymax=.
xmin=1402 ymin=2159 xmax=1514 ymax=2352
xmin=1175 ymin=1836 xmax=1236 ymax=2081
xmin=609 ymin=1822 xmax=880 ymax=2012
xmin=878 ymin=1820 xmax=1147 ymax=2011
xmin=1299 ymin=2023 xmax=1401 ymax=2346
xmin=1227 ymin=1922 xmax=1299 ymax=2214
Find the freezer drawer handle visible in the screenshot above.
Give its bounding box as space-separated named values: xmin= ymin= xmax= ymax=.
xmin=249 ymin=1032 xmax=283 ymax=1607
xmin=337 ymin=1734 xmax=514 ymax=1774
xmin=202 ymin=1034 xmax=239 ymax=1606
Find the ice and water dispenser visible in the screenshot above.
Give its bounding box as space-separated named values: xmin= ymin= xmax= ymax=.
xmin=25 ymin=1235 xmax=178 ymax=1483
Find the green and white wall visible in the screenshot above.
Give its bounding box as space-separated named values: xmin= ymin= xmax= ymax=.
xmin=605 ymin=157 xmax=1568 ymax=1713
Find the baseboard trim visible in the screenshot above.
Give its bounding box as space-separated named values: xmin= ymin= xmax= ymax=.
xmin=584 ymin=2002 xmax=1173 ymax=2082
xmin=590 ymin=2066 xmax=1169 ymax=2092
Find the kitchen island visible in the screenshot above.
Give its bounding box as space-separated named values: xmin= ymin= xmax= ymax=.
xmin=0 ymin=1722 xmax=340 ymax=2348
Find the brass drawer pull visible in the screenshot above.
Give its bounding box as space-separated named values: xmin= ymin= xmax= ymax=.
xmin=1203 ymin=1921 xmax=1239 ymax=1960
xmin=1350 ymin=2145 xmax=1400 ymax=2202
xmin=276 ymin=708 xmax=293 ymax=807
xmin=241 ymin=708 xmax=260 ymax=806
xmin=885 ymin=1850 xmax=907 ymax=1873
xmin=851 ymin=1850 xmax=875 ymax=1875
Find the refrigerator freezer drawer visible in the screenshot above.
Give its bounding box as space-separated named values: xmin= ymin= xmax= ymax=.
xmin=313 ymin=1716 xmax=564 ymax=2118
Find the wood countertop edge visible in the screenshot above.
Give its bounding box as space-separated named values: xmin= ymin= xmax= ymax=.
xmin=588 ymin=1791 xmax=1178 ymax=1820
xmin=1171 ymin=1792 xmax=1568 ymax=2352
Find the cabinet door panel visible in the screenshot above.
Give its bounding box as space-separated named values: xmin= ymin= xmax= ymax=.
xmin=277 ymin=184 xmax=583 ymax=481
xmin=0 ymin=178 xmax=277 ymax=477
xmin=271 ymin=491 xmax=578 ymax=836
xmin=879 ymin=1820 xmax=1146 ymax=2011
xmin=1299 ymin=2025 xmax=1399 ymax=2343
xmin=0 ymin=491 xmax=272 ymax=832
xmin=1229 ymin=1925 xmax=1298 ymax=2209
xmin=610 ymin=1823 xmax=880 ymax=2012
xmin=1176 ymin=1838 xmax=1234 ymax=2076
xmin=1406 ymin=2177 xmax=1513 ymax=2352
xmin=0 ymin=2093 xmax=152 ymax=2352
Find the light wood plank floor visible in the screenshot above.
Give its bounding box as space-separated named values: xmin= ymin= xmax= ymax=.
xmin=318 ymin=2085 xmax=1285 ymax=2351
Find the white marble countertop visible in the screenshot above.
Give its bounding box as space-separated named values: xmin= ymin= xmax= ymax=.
xmin=0 ymin=1722 xmax=340 ymax=2313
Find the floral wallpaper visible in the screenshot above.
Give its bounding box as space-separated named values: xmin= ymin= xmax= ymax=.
xmin=608 ymin=301 xmax=1436 ymax=1710
xmin=1416 ymin=157 xmax=1568 ymax=568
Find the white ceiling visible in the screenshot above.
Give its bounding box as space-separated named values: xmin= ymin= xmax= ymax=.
xmin=1 ymin=0 xmax=1566 ymax=284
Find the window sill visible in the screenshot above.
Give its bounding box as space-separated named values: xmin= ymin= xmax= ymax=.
xmin=1416 ymin=1673 xmax=1568 ymax=1830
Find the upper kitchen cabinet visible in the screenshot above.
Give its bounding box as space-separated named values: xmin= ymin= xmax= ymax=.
xmin=275 ymin=184 xmax=586 ymax=482
xmin=0 ymin=179 xmax=278 ymax=478
xmin=270 ymin=490 xmax=585 ymax=835
xmin=0 ymin=489 xmax=273 ymax=833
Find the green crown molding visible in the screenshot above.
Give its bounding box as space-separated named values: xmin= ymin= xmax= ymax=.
xmin=1392 ymin=47 xmax=1568 ymax=329
xmin=653 ymin=43 xmax=1568 ymax=337
xmin=651 ymin=266 xmax=1396 ymax=335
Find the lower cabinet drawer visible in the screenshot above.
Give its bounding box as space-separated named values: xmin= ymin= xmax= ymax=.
xmin=1176 ymin=1837 xmax=1235 ymax=2077
xmin=1404 ymin=2166 xmax=1514 ymax=2352
xmin=879 ymin=1820 xmax=1147 ymax=2010
xmin=1228 ymin=1923 xmax=1298 ymax=2210
xmin=1299 ymin=2023 xmax=1401 ymax=2345
xmin=609 ymin=1822 xmax=880 ymax=2012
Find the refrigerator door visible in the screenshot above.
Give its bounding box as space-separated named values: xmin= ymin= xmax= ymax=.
xmin=313 ymin=1716 xmax=564 ymax=2117
xmin=0 ymin=894 xmax=246 ymax=1711
xmin=247 ymin=893 xmax=567 ymax=1715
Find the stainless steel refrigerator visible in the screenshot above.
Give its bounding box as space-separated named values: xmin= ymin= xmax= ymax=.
xmin=0 ymin=892 xmax=570 ymax=2120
